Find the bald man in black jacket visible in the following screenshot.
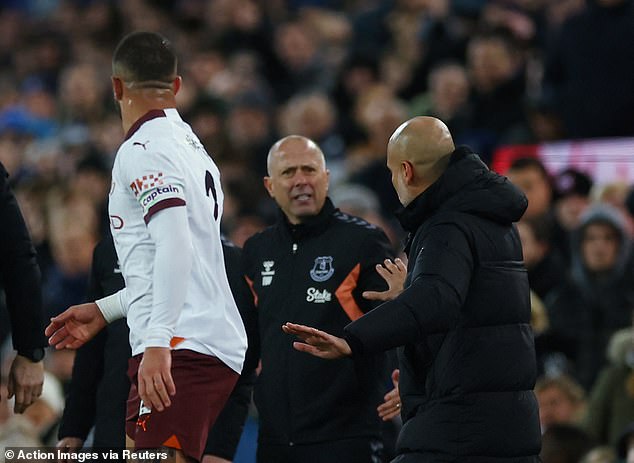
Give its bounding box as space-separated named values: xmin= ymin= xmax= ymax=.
xmin=284 ymin=117 xmax=541 ymax=462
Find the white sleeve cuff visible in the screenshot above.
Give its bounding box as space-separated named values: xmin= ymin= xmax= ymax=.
xmin=95 ymin=289 xmax=127 ymax=323
xmin=144 ymin=327 xmax=174 ymax=349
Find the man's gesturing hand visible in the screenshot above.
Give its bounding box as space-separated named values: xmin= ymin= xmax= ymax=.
xmin=7 ymin=355 xmax=44 ymax=413
xmin=363 ymin=258 xmax=407 ymax=302
xmin=282 ymin=322 xmax=352 ymax=359
xmin=138 ymin=347 xmax=176 ymax=412
xmin=45 ymin=303 xmax=107 ymax=350
xmin=377 ymin=369 xmax=401 ymax=421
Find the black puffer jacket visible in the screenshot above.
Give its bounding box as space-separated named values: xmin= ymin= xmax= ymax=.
xmin=345 ymin=146 xmax=541 ymax=462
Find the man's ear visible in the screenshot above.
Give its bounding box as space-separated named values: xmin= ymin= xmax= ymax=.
xmin=112 ymin=77 xmax=123 ymax=101
xmin=263 ymin=177 xmax=275 ymax=198
xmin=402 ymin=161 xmax=415 ymax=185
xmin=172 ymin=76 xmax=182 ymax=95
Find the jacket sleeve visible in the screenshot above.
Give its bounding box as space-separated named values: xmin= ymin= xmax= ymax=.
xmin=354 ymin=227 xmax=395 ymax=313
xmin=345 ymin=222 xmax=474 ymax=355
xmin=0 ymin=163 xmax=46 ymax=351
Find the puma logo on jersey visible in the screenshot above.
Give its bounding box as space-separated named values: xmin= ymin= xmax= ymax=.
xmin=133 ymin=140 xmax=150 ymax=150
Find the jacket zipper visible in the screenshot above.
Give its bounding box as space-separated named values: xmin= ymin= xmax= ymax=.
xmin=288 ymin=240 xmax=298 ymax=445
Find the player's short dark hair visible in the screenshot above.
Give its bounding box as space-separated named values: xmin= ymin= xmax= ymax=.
xmin=112 ymin=31 xmax=177 ymax=84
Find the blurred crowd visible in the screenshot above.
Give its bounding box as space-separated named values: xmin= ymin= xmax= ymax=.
xmin=0 ymin=0 xmax=634 ymax=462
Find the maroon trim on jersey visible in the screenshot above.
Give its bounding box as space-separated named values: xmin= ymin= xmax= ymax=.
xmin=124 ymin=109 xmax=167 ymax=141
xmin=144 ymin=198 xmax=186 ymax=224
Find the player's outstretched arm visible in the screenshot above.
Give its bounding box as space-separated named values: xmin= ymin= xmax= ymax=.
xmin=45 ymin=303 xmax=107 ymax=350
xmin=282 ymin=322 xmax=352 ymax=359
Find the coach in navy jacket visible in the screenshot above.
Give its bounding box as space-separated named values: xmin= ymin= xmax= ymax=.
xmin=285 ymin=117 xmax=541 ymax=462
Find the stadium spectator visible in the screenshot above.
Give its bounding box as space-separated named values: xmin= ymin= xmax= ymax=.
xmin=583 ymin=327 xmax=634 ymax=446
xmin=617 ymin=421 xmax=634 ymax=463
xmin=540 ymin=424 xmax=594 ymax=463
xmin=408 ymin=61 xmax=472 ymax=141
xmin=517 ymin=216 xmax=567 ymax=300
xmin=545 ymin=205 xmax=634 ymax=390
xmin=464 ymin=29 xmax=527 ymax=162
xmin=506 ymin=157 xmax=554 ymax=220
xmin=553 ymin=168 xmax=593 ymax=233
xmin=506 ymin=157 xmax=572 ymax=262
xmin=535 ymin=375 xmax=586 ymax=432
xmin=542 ymin=0 xmax=634 ymax=139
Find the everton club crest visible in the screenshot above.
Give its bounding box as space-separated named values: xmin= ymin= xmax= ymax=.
xmin=310 ymin=256 xmax=334 ymax=282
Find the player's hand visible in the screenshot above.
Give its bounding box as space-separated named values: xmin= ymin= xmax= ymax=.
xmin=7 ymin=355 xmax=44 ymax=413
xmin=45 ymin=303 xmax=107 ymax=349
xmin=363 ymin=258 xmax=406 ymax=301
xmin=56 ymin=437 xmax=84 ymax=462
xmin=377 ymin=369 xmax=401 ymax=421
xmin=282 ymin=322 xmax=352 ymax=359
xmin=138 ymin=347 xmax=176 ymax=412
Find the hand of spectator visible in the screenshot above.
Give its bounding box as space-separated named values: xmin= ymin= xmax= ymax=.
xmin=56 ymin=437 xmax=84 ymax=462
xmin=363 ymin=258 xmax=406 ymax=301
xmin=7 ymin=355 xmax=44 ymax=413
xmin=282 ymin=322 xmax=352 ymax=359
xmin=377 ymin=369 xmax=401 ymax=421
xmin=138 ymin=347 xmax=176 ymax=412
xmin=45 ymin=302 xmax=107 ymax=350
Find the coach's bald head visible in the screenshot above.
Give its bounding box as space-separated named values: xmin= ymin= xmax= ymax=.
xmin=387 ymin=116 xmax=455 ymax=206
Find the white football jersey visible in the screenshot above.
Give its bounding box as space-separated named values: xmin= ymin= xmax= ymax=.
xmin=108 ymin=108 xmax=247 ymax=373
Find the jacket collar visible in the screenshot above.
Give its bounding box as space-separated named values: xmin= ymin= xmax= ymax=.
xmin=395 ymin=145 xmax=527 ymax=234
xmin=279 ymin=197 xmax=336 ymax=241
xmin=395 ymin=146 xmax=475 ymax=233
